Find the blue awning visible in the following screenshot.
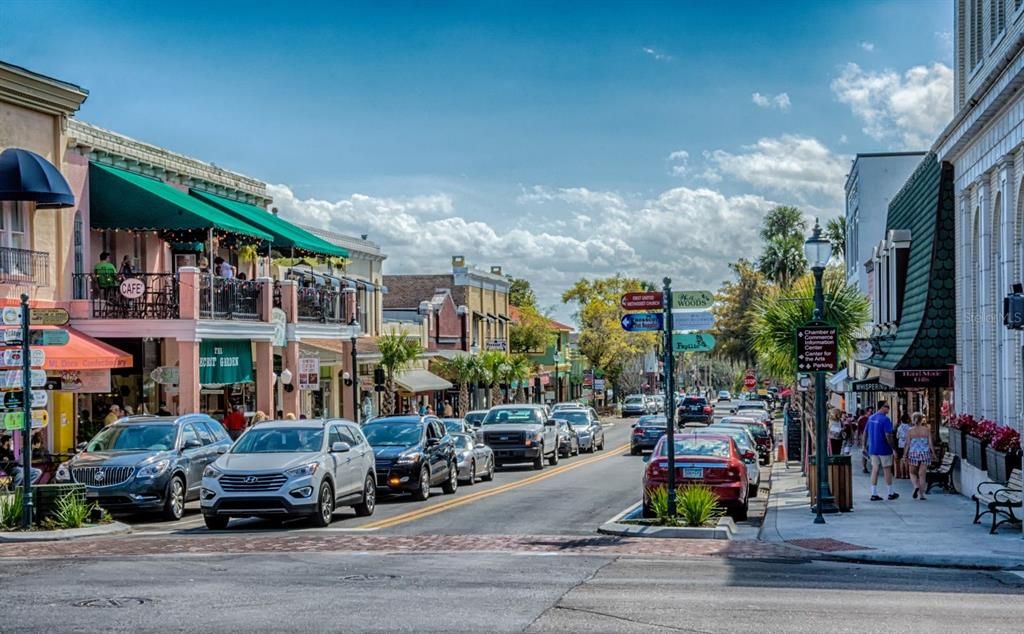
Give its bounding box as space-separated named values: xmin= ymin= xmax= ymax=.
xmin=0 ymin=148 xmax=75 ymax=208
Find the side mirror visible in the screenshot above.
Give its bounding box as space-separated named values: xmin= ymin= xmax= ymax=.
xmin=331 ymin=441 xmax=352 ymax=453
xmin=642 ymin=454 xmax=651 ymax=463
xmin=76 ymin=442 xmax=87 ymax=452
xmin=544 ymin=419 xmax=556 ymax=427
xmin=216 ymin=446 xmax=229 ymax=455
xmin=182 ymin=438 xmax=202 ymax=450
xmin=475 ymin=443 xmax=486 ymax=449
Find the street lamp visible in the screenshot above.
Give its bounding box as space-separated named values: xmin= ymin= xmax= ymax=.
xmin=349 ymin=318 xmax=360 ymax=422
xmin=804 ymin=219 xmax=838 ymax=523
xmin=553 ymin=351 xmax=563 ymax=403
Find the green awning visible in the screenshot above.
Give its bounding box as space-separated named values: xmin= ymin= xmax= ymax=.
xmin=89 ymin=163 xmax=273 ymax=242
xmin=190 ymin=190 xmax=349 ymax=258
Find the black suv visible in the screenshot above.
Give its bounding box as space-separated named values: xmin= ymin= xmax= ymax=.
xmin=55 ymin=415 xmax=232 ymax=520
xmin=363 ymin=416 xmax=458 ymax=501
xmin=677 ymin=396 xmax=713 ymax=425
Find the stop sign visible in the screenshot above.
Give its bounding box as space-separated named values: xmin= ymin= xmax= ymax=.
xmin=744 ymin=376 xmax=757 ymax=389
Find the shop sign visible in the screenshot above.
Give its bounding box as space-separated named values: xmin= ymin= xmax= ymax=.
xmin=3 ymin=410 xmax=48 ymax=431
xmin=852 ymin=380 xmax=888 ymax=393
xmin=59 ymin=369 xmax=112 ymax=393
xmin=670 ymin=290 xmax=714 ymax=310
xmin=199 ymin=340 xmax=254 ymax=385
xmin=150 ymin=366 xmax=180 ymax=385
xmin=671 ymin=333 xmax=716 ymax=353
xmin=271 ymin=308 xmax=287 ymax=348
xmin=119 ymin=277 xmax=146 ymax=299
xmin=2 ymin=390 xmax=48 ymax=410
xmin=0 ymin=369 xmax=47 ymax=389
xmin=891 ymin=369 xmax=951 ymax=389
xmin=485 ymin=339 xmax=507 ymax=351
xmin=298 ymin=357 xmax=320 ymax=391
xmin=0 ymin=348 xmax=45 ymax=368
xmin=3 ymin=329 xmax=70 ymax=346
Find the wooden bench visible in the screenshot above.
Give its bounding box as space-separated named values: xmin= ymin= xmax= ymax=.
xmin=925 ymin=453 xmax=957 ymax=494
xmin=972 ymin=468 xmax=1022 ymax=534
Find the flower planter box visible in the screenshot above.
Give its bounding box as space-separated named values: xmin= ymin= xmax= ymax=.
xmin=965 ymin=434 xmax=988 ymax=471
xmin=948 ymin=427 xmax=966 ymax=457
xmin=32 ymin=483 xmax=86 ymax=524
xmin=985 ymin=446 xmax=1022 ymax=483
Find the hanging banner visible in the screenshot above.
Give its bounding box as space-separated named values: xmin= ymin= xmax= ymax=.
xmin=199 ymin=340 xmax=254 ymax=385
xmin=298 ymin=357 xmax=320 ymax=391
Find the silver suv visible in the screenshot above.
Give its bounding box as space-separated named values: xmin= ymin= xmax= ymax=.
xmin=200 ymin=419 xmax=375 ymax=529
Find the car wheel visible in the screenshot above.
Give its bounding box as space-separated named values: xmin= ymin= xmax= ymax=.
xmin=311 ymin=481 xmax=334 ymax=527
xmin=412 ymin=467 xmax=431 ymax=501
xmin=161 ymin=475 xmax=185 ymax=521
xmin=573 ymin=441 xmax=579 ymax=456
xmin=631 ymin=446 xmax=641 ymax=456
xmin=481 ymin=458 xmax=494 ymax=481
xmin=548 ymin=445 xmax=559 ymax=466
xmin=642 ymin=497 xmax=655 ymax=519
xmin=442 ymin=462 xmax=458 ymax=494
xmin=353 ymin=474 xmax=376 ymax=517
xmin=463 ymin=460 xmax=476 ymax=486
xmin=203 ymin=514 xmax=229 ymax=530
xmin=598 ymin=437 xmax=605 ymax=451
xmin=731 ymin=498 xmax=749 ymax=522
xmin=533 ymin=447 xmax=544 ymax=470
xmin=748 ymin=481 xmax=759 ymax=499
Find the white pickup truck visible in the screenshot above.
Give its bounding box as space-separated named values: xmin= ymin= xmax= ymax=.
xmin=478 ymin=404 xmax=560 ymax=470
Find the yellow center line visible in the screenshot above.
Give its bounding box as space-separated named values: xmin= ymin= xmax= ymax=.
xmin=359 ymin=442 xmax=631 ymax=530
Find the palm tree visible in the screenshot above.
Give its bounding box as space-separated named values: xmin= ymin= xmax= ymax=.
xmin=760 ymin=205 xmax=807 ymax=243
xmin=758 ymin=235 xmax=807 ymax=288
xmin=377 ymin=329 xmax=423 ymax=416
xmin=825 ymin=216 xmax=846 ymax=260
xmin=508 ymin=355 xmax=533 ymax=403
xmin=479 ymin=351 xmax=509 ymax=407
xmin=436 ymin=354 xmax=481 ymax=416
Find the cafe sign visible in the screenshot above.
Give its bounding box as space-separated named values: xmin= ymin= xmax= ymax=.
xmin=199 ymin=340 xmax=254 ymax=385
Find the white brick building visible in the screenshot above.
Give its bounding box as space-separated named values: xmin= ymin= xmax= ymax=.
xmin=937 ymin=0 xmax=1024 ymax=430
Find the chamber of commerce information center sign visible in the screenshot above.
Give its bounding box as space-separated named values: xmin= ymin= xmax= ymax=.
xmin=796 ymin=325 xmax=838 ymax=372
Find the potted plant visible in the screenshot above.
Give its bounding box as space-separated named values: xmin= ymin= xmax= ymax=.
xmin=985 ymin=426 xmax=1022 ymax=483
xmin=965 ymin=419 xmax=998 ymax=471
xmin=946 ymin=414 xmax=975 ymax=457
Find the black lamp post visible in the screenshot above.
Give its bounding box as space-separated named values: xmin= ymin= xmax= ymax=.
xmin=804 ymin=219 xmax=838 ymax=522
xmin=350 ymin=318 xmax=360 ymax=422
xmin=553 ymin=351 xmax=562 ymax=403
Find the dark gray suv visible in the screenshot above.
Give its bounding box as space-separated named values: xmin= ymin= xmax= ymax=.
xmin=55 ymin=415 xmax=232 ymax=520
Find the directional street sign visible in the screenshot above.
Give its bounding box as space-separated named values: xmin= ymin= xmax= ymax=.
xmin=0 ymin=369 xmax=47 ymax=389
xmin=671 ymin=290 xmax=714 ymax=310
xmin=620 ymin=292 xmax=663 ymax=310
xmin=620 ymin=312 xmax=664 ymax=332
xmin=2 ymin=390 xmax=48 ymax=410
xmin=670 ymin=310 xmax=715 ymax=331
xmin=671 ymin=333 xmax=716 ymax=353
xmin=0 ymin=349 xmax=45 ymax=368
xmin=0 ymin=307 xmax=71 ymax=327
xmin=3 ymin=410 xmax=48 ymax=431
xmin=796 ymin=325 xmax=839 ymax=372
xmin=3 ymin=329 xmax=70 ymax=346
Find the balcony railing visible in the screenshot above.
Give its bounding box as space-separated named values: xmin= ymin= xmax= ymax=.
xmin=72 ymin=273 xmax=179 ymax=319
xmin=297 ymin=285 xmax=344 ymax=323
xmin=0 ymin=247 xmax=49 ymax=287
xmin=199 ymin=275 xmax=262 ymax=320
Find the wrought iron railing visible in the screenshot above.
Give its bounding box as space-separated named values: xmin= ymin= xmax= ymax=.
xmin=72 ymin=273 xmax=179 ymax=319
xmin=199 ymin=275 xmax=262 ymax=320
xmin=0 ymin=246 xmax=49 ymax=287
xmin=297 ymin=285 xmax=344 ymax=323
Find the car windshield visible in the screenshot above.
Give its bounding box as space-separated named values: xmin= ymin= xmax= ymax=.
xmin=624 ymin=396 xmax=644 ymax=405
xmin=639 ymin=416 xmax=667 ymax=426
xmin=362 ymin=422 xmax=424 ymax=446
xmin=481 ymin=408 xmax=544 ymax=425
xmin=722 ymin=423 xmax=768 ymax=438
xmin=443 ymin=419 xmax=465 ymax=433
xmin=453 ymin=435 xmax=474 ymax=450
xmin=86 ymin=424 xmax=176 ymax=452
xmin=232 ymin=428 xmax=323 ymax=453
xmin=464 ymin=412 xmax=486 ymax=425
xmin=682 ymin=398 xmax=707 ymax=406
xmin=557 ymin=411 xmax=589 ymax=425
xmin=704 ymin=430 xmax=751 ymax=450
xmin=658 ymin=437 xmax=731 ymax=458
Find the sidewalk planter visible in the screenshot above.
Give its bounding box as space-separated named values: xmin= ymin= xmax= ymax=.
xmin=964 ymin=434 xmax=987 ymax=471
xmin=33 ymin=484 xmax=86 ymax=523
xmin=985 ymin=446 xmax=1022 ymax=483
xmin=808 ymin=454 xmax=854 ymax=512
xmin=948 ymin=427 xmax=965 ymax=457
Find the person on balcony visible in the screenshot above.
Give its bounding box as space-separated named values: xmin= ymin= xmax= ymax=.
xmin=94 ymin=251 xmax=118 ymax=299
xmin=119 ymin=255 xmax=135 ymax=277
xmin=214 ymin=256 xmax=235 ymax=279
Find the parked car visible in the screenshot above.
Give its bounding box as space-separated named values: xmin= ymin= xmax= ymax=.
xmin=442 ymin=418 xmax=474 ymax=436
xmin=362 ymin=416 xmax=458 ymax=500
xmin=689 ymin=426 xmax=761 ymax=498
xmin=622 ymin=394 xmax=654 ymax=417
xmin=199 ymin=419 xmax=376 ymax=529
xmin=55 ymin=415 xmax=232 ymax=521
xmin=677 ymin=396 xmax=713 ymax=425
xmin=651 ymin=394 xmax=666 ymax=413
xmin=642 ymin=432 xmax=749 ymax=520
xmin=631 ymin=414 xmax=669 ymax=455
xmin=451 ymin=432 xmax=494 ymax=485
xmin=730 ymin=402 xmax=774 ymax=434
xmin=716 ymin=417 xmax=773 ymax=465
xmin=551 ymin=402 xmax=585 ymax=413
xmin=717 ymin=390 xmax=732 ymax=402
xmin=479 ymin=404 xmax=559 ymax=469
xmin=464 ymin=410 xmax=488 ymax=429
xmin=556 ymin=420 xmax=580 ymax=457
xmin=554 ymin=409 xmax=604 ymax=453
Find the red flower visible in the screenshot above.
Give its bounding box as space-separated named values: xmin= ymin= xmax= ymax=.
xmin=970 ymin=419 xmax=999 ymax=443
xmin=990 ymin=426 xmax=1022 ymax=454
xmin=948 ymin=414 xmax=977 ymax=433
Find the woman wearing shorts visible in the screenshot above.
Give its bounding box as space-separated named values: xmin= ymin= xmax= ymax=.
xmin=903 ymin=412 xmax=935 ymax=500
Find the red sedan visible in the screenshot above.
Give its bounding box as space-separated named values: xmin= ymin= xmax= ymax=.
xmin=642 ymin=432 xmax=749 ymax=520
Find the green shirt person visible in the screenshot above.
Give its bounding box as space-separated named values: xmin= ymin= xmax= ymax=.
xmin=94 ymin=251 xmax=118 ymax=289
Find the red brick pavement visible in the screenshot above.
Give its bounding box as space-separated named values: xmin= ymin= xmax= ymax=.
xmin=785 ymin=538 xmax=873 ymax=552
xmin=0 ymin=533 xmax=808 ymax=560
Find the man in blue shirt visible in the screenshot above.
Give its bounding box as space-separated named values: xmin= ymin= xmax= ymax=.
xmin=865 ymin=401 xmax=899 ymax=501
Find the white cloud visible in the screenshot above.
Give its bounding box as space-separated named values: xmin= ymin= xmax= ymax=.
xmin=859 ymin=41 xmax=875 ymax=52
xmin=667 ymin=150 xmax=689 ymax=176
xmin=642 ymin=47 xmax=672 ymax=62
xmin=752 ymin=91 xmax=791 ymax=111
xmin=935 ymin=31 xmax=953 ymax=57
xmin=705 ymin=134 xmax=849 ymax=207
xmin=831 ymin=62 xmax=953 ymax=149
xmin=839 ymin=134 xmax=849 ymax=144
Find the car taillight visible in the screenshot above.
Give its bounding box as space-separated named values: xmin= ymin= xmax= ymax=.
xmin=703 ymin=406 xmax=712 ymax=414
xmin=647 ymin=459 xmax=667 ymax=477
xmin=633 ymin=427 xmax=645 ymax=436
xmin=727 ymin=462 xmax=742 ymax=479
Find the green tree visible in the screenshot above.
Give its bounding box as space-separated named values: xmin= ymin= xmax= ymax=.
xmin=749 ymin=267 xmax=869 ymax=379
xmin=825 ymin=215 xmax=846 ymax=260
xmin=711 ymin=259 xmax=770 ymax=367
xmin=760 ymin=205 xmax=807 ymax=243
xmin=507 ymin=354 xmax=534 ymax=403
xmin=508 ymin=277 xmax=537 ymax=308
xmin=509 ymin=304 xmax=552 ymax=354
xmin=758 ymin=234 xmax=807 ymax=289
xmin=479 ymin=351 xmax=510 ymax=407
xmin=377 ymin=329 xmax=424 ymax=415
xmin=436 ymin=354 xmax=481 ymax=415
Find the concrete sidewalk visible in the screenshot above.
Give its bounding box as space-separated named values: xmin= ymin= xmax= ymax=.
xmin=761 ymin=459 xmax=1024 ymax=569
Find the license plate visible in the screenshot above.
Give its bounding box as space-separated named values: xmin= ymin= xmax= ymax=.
xmin=690 ymin=406 xmax=700 ymax=411
xmin=682 ymin=467 xmax=703 ymax=479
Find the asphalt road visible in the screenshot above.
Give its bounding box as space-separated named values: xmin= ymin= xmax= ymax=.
xmin=3 ymin=551 xmax=1022 ymax=633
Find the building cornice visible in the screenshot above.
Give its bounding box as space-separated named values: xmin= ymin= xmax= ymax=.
xmin=0 ymin=62 xmax=88 ymax=117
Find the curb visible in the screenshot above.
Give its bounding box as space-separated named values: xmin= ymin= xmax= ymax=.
xmin=0 ymin=521 xmax=132 ymax=543
xmin=597 ymin=502 xmax=736 ymax=540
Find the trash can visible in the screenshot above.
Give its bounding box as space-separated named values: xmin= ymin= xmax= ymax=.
xmin=808 ymin=454 xmax=854 ymax=512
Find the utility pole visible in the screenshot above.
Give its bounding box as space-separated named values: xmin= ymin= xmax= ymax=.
xmin=662 ymin=278 xmax=677 ymax=516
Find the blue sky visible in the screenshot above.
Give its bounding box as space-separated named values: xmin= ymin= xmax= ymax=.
xmin=1 ymin=1 xmax=955 ymax=317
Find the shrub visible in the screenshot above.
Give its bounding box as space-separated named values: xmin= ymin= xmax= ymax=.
xmin=646 ymin=485 xmax=682 ymax=527
xmin=0 ymin=489 xmax=24 ymax=530
xmin=646 ymin=484 xmax=722 ymax=527
xmin=51 ymin=491 xmax=93 ymax=529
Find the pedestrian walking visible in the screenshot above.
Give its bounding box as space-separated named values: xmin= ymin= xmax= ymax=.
xmin=222 ymin=403 xmax=246 ymax=440
xmin=828 ymin=408 xmax=844 ymax=455
xmin=866 ymin=401 xmax=899 ymax=501
xmin=443 ymin=401 xmax=454 ymax=417
xmin=903 ymin=412 xmax=936 ymax=500
xmin=895 ymin=412 xmax=912 ymax=479
xmin=856 ymin=407 xmax=873 ymax=473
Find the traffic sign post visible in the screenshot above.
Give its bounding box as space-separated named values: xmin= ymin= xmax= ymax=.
xmin=620 ymin=291 xmax=663 ymax=310
xmin=1 ymin=306 xmax=70 ymax=327
xmin=3 ymin=329 xmax=70 ymax=346
xmin=662 ymin=278 xmax=677 ymax=518
xmin=671 ymin=333 xmax=716 ymax=353
xmin=796 ymin=325 xmax=838 ymax=372
xmin=670 ymin=290 xmax=714 ymax=309
xmin=670 ymin=310 xmax=715 ymax=331
xmin=620 ymin=312 xmax=664 ymax=332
